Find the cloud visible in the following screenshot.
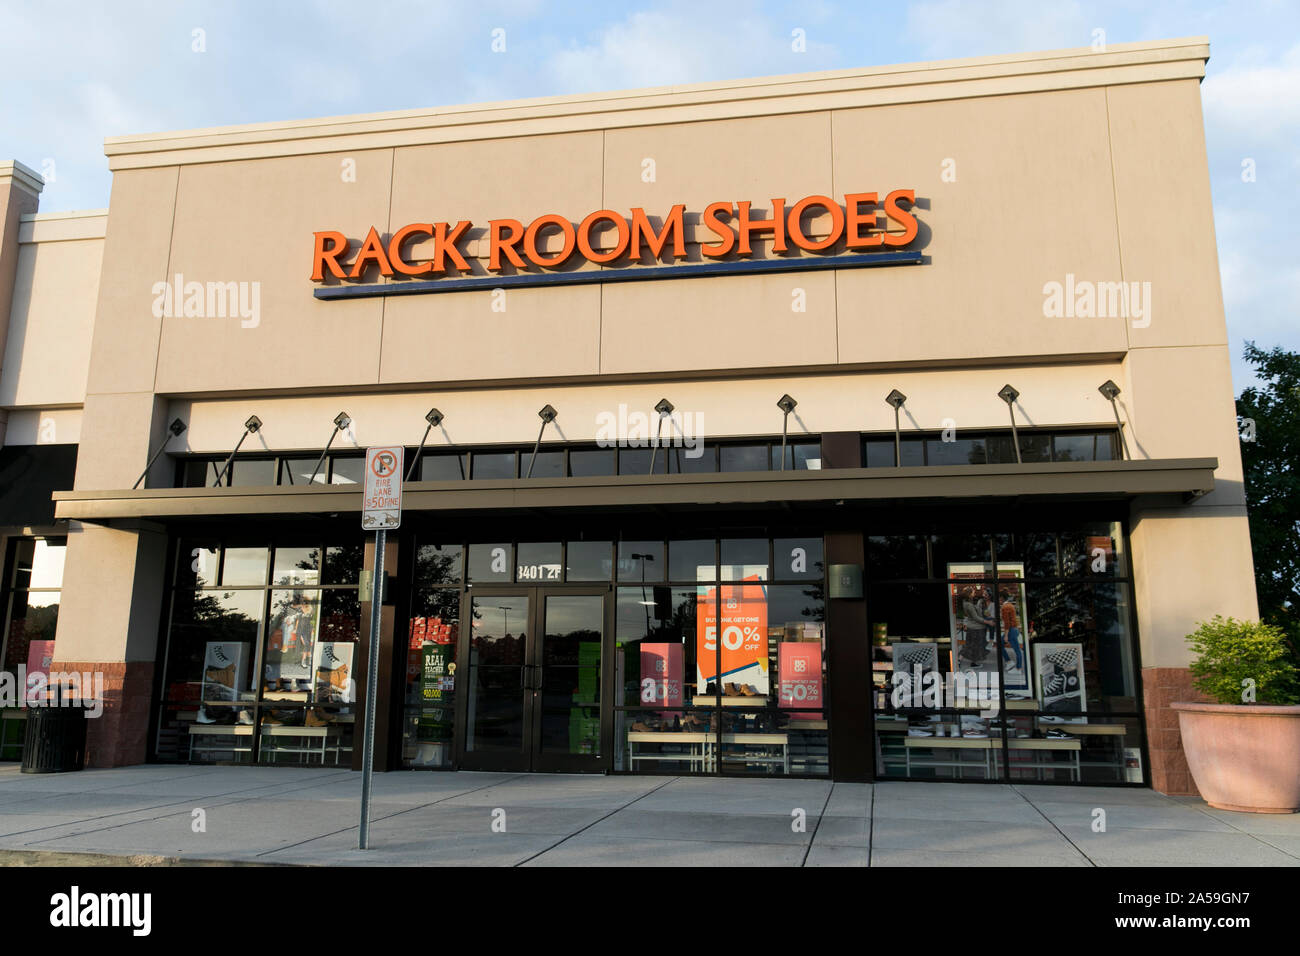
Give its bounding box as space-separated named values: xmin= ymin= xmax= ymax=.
xmin=541 ymin=5 xmax=835 ymax=95
xmin=1202 ymin=43 xmax=1300 ymax=150
xmin=904 ymin=0 xmax=1090 ymax=60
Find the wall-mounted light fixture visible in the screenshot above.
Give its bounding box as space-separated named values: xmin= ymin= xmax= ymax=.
xmin=133 ymin=418 xmax=187 ymax=490
xmin=212 ymin=415 xmax=262 ymax=487
xmin=884 ymin=389 xmax=907 ymax=467
xmin=308 ymin=411 xmax=351 ymax=485
xmin=526 ymin=404 xmax=558 ymax=478
xmin=998 ymin=384 xmax=1022 ymax=464
xmin=649 ymin=398 xmax=674 ymax=476
xmin=1098 ymin=380 xmax=1129 ymax=460
xmin=777 ymin=394 xmax=798 ymax=471
xmin=406 ymin=407 xmax=445 ymax=482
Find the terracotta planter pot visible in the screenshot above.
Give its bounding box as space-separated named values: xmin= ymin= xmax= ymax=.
xmin=1172 ymin=702 xmax=1300 ymax=813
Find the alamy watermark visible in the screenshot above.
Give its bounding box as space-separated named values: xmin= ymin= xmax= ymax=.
xmin=0 ymin=668 xmax=104 ymax=717
xmin=595 ymin=403 xmax=704 ymax=458
xmin=1042 ymin=273 xmax=1151 ymax=328
xmin=151 ymin=274 xmax=261 ymax=328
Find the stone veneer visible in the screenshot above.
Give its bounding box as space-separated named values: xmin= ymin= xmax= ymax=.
xmin=50 ymin=661 xmax=154 ymax=767
xmin=1142 ymin=666 xmax=1208 ymax=796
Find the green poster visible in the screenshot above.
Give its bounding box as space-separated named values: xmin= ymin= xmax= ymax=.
xmin=418 ymin=643 xmax=454 ymax=742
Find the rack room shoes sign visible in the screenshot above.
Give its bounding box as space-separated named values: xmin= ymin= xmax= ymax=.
xmin=311 ymin=190 xmax=922 ymax=299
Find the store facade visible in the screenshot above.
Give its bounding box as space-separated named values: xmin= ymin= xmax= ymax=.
xmin=0 ymin=38 xmax=1256 ymax=792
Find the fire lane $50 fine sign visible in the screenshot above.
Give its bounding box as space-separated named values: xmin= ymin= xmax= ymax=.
xmin=362 ymin=446 xmax=403 ymax=530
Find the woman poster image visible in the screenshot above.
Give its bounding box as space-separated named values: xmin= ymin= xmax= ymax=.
xmin=946 ymin=563 xmax=1033 ymax=698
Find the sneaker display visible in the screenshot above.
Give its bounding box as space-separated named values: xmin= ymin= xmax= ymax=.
xmin=237 ymin=710 xmax=254 ymax=725
xmin=907 ymin=728 xmax=933 ymax=737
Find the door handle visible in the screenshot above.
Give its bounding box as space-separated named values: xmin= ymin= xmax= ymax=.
xmin=535 ymin=666 xmax=543 ymax=691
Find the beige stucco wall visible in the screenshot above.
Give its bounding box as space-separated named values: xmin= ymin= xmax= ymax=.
xmin=0 ymin=212 xmax=105 ymax=410
xmin=27 ymin=38 xmax=1257 ymax=671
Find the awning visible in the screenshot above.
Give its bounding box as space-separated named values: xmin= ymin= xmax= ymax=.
xmin=52 ymin=457 xmax=1217 ymax=524
xmin=1 ymin=444 xmax=78 ymax=526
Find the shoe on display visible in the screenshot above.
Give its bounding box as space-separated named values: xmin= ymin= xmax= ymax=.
xmin=1038 ymin=715 xmax=1065 ymax=723
xmin=194 ymin=708 xmax=215 ymax=724
xmin=261 ymin=713 xmax=284 ymax=726
xmin=304 ymin=709 xmax=329 ymax=728
xmin=962 ymin=731 xmax=989 ymax=738
xmin=1045 ymin=729 xmax=1074 ymax=739
xmin=906 ymin=728 xmax=933 ymax=737
xmin=237 ymin=710 xmax=254 ymax=725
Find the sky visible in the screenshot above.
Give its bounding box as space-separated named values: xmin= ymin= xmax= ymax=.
xmin=2 ymin=0 xmax=1296 ymax=391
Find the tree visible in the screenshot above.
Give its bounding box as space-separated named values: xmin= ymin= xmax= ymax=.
xmin=1236 ymin=342 xmax=1300 ymax=659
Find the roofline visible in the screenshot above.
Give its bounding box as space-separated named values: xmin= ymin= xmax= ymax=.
xmin=102 ymin=36 xmax=1210 ymax=171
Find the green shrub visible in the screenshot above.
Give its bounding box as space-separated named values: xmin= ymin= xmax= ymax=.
xmin=1186 ymin=616 xmax=1300 ymax=705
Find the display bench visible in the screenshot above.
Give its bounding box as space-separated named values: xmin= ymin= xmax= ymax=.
xmin=626 ymin=731 xmax=713 ymax=772
xmin=626 ymin=731 xmax=793 ymax=773
xmin=186 ymin=723 xmax=352 ymax=765
xmin=902 ymin=737 xmax=1081 ymax=781
xmin=1 ymin=708 xmax=26 ymax=760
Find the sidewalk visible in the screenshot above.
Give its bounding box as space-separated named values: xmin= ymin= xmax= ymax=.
xmin=0 ymin=764 xmax=1296 ymax=866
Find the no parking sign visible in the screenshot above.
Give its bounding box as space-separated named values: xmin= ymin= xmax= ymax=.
xmin=362 ymin=445 xmax=403 ymax=530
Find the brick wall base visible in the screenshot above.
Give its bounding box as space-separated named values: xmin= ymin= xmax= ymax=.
xmin=1142 ymin=666 xmax=1208 ymax=796
xmin=50 ymin=661 xmax=154 ymax=768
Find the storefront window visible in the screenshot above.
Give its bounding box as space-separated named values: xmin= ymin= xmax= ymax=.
xmin=415 ymin=544 xmax=463 ymax=587
xmin=329 ymin=456 xmax=365 ymax=485
xmin=618 ymin=448 xmax=665 ymax=475
xmin=615 ymin=539 xmax=827 ymax=777
xmin=568 ymin=448 xmax=615 ymax=477
xmin=668 ymin=539 xmax=714 ymax=582
xmin=279 ymin=457 xmax=320 ymax=485
xmin=467 ymin=543 xmax=512 ymax=583
xmin=420 ymin=452 xmax=467 ymax=481
xmin=471 ymin=452 xmax=516 ymax=480
xmin=402 ymin=586 xmax=459 ymax=768
xmin=156 ymin=539 xmax=361 ymax=766
xmin=516 ymin=542 xmax=562 ymax=582
xmin=227 ymin=458 xmax=277 ymax=487
xmin=272 ymin=546 xmax=320 ymax=587
xmin=869 ymin=522 xmax=1144 ymax=785
xmin=1 ymin=537 xmax=66 ymax=677
xmin=721 ymin=538 xmax=768 ymax=581
xmin=221 ymin=547 xmax=267 ymax=586
xmin=565 ymin=541 xmax=612 ymax=581
xmin=774 ymin=537 xmax=824 ymax=580
xmin=719 ymin=445 xmax=768 ymax=472
xmin=525 ymin=450 xmax=565 ymax=479
xmin=771 ymin=442 xmax=822 ymax=470
xmin=617 ymin=542 xmax=663 ymax=582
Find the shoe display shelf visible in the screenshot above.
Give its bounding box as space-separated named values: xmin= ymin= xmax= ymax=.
xmin=187 ymin=724 xmax=255 ymax=761
xmin=258 ymin=724 xmax=348 ymax=765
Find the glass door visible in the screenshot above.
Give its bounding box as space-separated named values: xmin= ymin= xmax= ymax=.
xmin=456 ymin=588 xmax=608 ymax=772
xmin=533 ymin=591 xmax=606 ymax=772
xmin=459 ymin=592 xmax=533 ymax=771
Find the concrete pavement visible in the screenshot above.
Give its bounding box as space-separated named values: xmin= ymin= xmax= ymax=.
xmin=0 ymin=764 xmax=1296 ymax=866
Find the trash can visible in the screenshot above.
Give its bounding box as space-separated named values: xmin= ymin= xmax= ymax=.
xmin=20 ymin=706 xmax=87 ymax=773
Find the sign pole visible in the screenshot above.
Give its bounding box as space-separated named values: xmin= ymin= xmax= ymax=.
xmin=357 ymin=444 xmax=402 ymax=851
xmin=359 ymin=526 xmax=385 ymax=850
